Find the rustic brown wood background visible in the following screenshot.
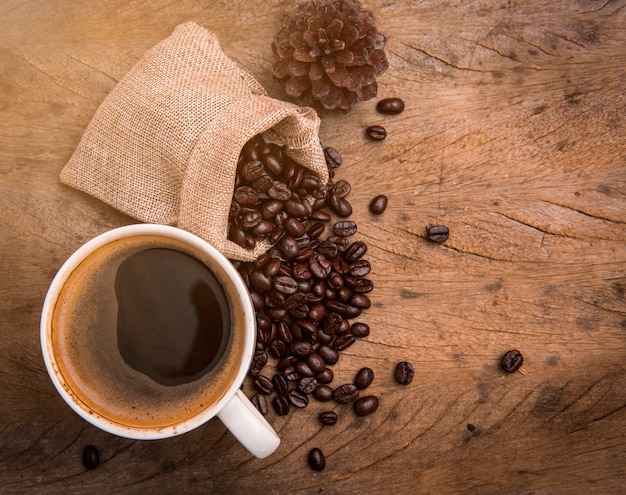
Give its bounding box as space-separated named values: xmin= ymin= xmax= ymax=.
xmin=1 ymin=0 xmax=624 ymax=493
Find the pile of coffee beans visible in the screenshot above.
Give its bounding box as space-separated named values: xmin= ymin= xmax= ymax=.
xmin=231 ymin=98 xmax=408 ymax=471
xmin=230 ymin=140 xmax=381 ymax=423
xmin=228 ymin=135 xmax=351 ymax=250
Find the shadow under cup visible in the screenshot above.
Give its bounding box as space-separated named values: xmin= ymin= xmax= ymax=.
xmin=41 ymin=225 xmax=254 ymax=438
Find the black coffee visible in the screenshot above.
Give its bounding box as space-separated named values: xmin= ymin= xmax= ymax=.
xmin=115 ymin=248 xmax=230 ymax=386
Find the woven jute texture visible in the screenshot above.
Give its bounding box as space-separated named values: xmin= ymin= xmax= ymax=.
xmin=61 ymin=22 xmax=328 ymax=261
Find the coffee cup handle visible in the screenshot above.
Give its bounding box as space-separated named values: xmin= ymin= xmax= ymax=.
xmin=217 ymin=389 xmax=280 ymax=459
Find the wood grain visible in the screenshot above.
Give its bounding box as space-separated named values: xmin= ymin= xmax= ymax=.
xmin=1 ymin=0 xmax=624 ymax=493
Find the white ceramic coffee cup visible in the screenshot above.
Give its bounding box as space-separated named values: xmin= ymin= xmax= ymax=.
xmin=40 ymin=224 xmax=280 ymax=459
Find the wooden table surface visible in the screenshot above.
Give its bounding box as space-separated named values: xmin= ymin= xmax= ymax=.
xmin=1 ymin=1 xmax=625 ymax=493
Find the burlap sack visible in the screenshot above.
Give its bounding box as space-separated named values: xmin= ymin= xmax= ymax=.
xmin=61 ymin=22 xmax=328 ymax=261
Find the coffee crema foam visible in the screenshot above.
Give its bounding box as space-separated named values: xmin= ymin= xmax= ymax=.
xmin=51 ymin=234 xmax=246 ymax=429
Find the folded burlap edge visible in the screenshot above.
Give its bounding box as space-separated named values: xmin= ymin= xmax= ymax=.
xmin=59 ymin=21 xmax=269 ymax=226
xmin=180 ymin=93 xmax=329 ymax=261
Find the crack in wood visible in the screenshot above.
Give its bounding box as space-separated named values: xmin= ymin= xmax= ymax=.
xmin=396 ymin=40 xmax=486 ymax=73
xmin=541 ymin=199 xmax=626 ymax=225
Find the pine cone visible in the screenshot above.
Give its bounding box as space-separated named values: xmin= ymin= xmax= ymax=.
xmin=272 ymin=0 xmax=388 ymax=112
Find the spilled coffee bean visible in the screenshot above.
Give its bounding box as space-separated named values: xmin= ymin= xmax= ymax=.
xmin=395 ymin=361 xmax=414 ymax=385
xmin=333 ymin=384 xmax=359 ymax=404
xmin=426 ymin=224 xmax=449 ymax=243
xmin=376 ymin=98 xmax=405 ymax=115
xmin=366 ymin=125 xmax=387 ymax=141
xmin=354 ymin=396 xmax=379 ymax=416
xmin=251 ymin=394 xmax=268 ymax=415
xmin=501 ymin=350 xmax=524 ymax=373
xmin=82 ymin=445 xmax=100 ymax=470
xmin=308 ymin=447 xmax=326 ymax=471
xmin=369 ymin=195 xmax=388 ymax=215
xmin=354 ymin=367 xmax=375 ymax=390
xmin=272 ymin=395 xmax=290 ymax=416
xmin=319 ymin=411 xmax=338 ymax=425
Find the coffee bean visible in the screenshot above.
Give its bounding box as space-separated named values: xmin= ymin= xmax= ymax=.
xmin=350 ymin=278 xmax=374 ymax=294
xmin=354 ymin=367 xmax=374 ymax=390
xmin=426 ymin=224 xmax=449 ymax=242
xmin=298 ymin=376 xmax=318 ymax=394
xmin=350 ymin=294 xmax=371 ymax=309
xmin=270 ymin=340 xmax=289 ymax=359
xmin=319 ymin=411 xmax=338 ymax=426
xmin=501 ymin=349 xmax=524 ymax=373
xmin=317 ymin=240 xmax=339 ymax=259
xmin=82 ymin=445 xmax=99 ymax=470
xmin=273 ymin=275 xmax=298 ymax=295
xmin=268 ymin=181 xmax=292 ymax=201
xmin=252 ymin=174 xmax=273 ymax=193
xmin=290 ymin=339 xmax=313 ymax=358
xmin=311 ymin=210 xmax=331 ymax=222
xmin=261 ymin=199 xmax=283 ymax=219
xmin=333 ymin=333 xmax=356 ymax=351
xmin=253 ymin=375 xmax=274 ymax=395
xmin=333 ymin=221 xmax=357 ymax=237
xmin=354 ymin=396 xmax=379 ymax=416
xmin=332 ymin=180 xmax=351 ymax=199
xmin=229 ymin=224 xmax=248 ymax=248
xmin=317 ymin=330 xmax=333 ymax=345
xmin=250 ymin=270 xmax=272 ymax=292
xmin=369 ymin=195 xmax=388 ymax=215
xmin=314 ymin=385 xmax=334 ymax=401
xmin=376 ymin=98 xmax=405 ymax=115
xmin=279 ymin=235 xmax=300 ymax=259
xmin=268 ymin=227 xmax=285 ymax=244
xmin=308 ymin=303 xmax=326 ymax=322
xmin=251 ymin=394 xmax=268 ymax=415
xmin=307 ymin=353 xmax=326 ymax=374
xmin=344 ymin=305 xmax=361 ymax=319
xmin=262 ymin=153 xmax=283 ymax=176
xmin=344 ymin=241 xmax=367 ymax=263
xmin=241 ymin=160 xmax=265 ymax=181
xmin=330 ymin=195 xmax=353 ymax=218
xmin=328 ymin=272 xmax=345 ymax=291
xmin=284 ymin=199 xmax=308 ymax=217
xmin=284 ymin=365 xmax=301 ymax=381
xmin=333 ymin=383 xmax=359 ymax=404
xmin=288 ymin=389 xmax=310 ymax=408
xmin=395 ymin=361 xmax=414 ymax=385
xmin=234 ymin=185 xmax=259 ymax=205
xmin=252 ymin=220 xmax=274 ymax=236
xmin=307 ymin=222 xmax=326 ymax=239
xmin=317 ymin=344 xmax=339 ymax=365
xmin=349 ymin=260 xmax=371 ymax=277
xmin=324 ymin=147 xmax=342 ymax=169
xmin=351 ymin=322 xmax=370 ymax=338
xmin=272 ymin=373 xmax=289 ymax=395
xmin=249 ymin=351 xmax=268 ymax=377
xmin=308 ymin=447 xmax=326 ymax=471
xmin=272 ymin=395 xmax=290 ymax=416
xmin=316 ymin=367 xmax=334 ymax=384
xmin=366 ymin=125 xmax=387 ymax=141
xmin=307 ymin=254 xmax=331 ymax=280
xmin=285 ymin=217 xmax=306 ymax=237
xmin=296 ymin=360 xmax=315 ymax=377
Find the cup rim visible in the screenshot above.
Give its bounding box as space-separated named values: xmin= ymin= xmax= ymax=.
xmin=40 ymin=223 xmax=256 ymax=439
